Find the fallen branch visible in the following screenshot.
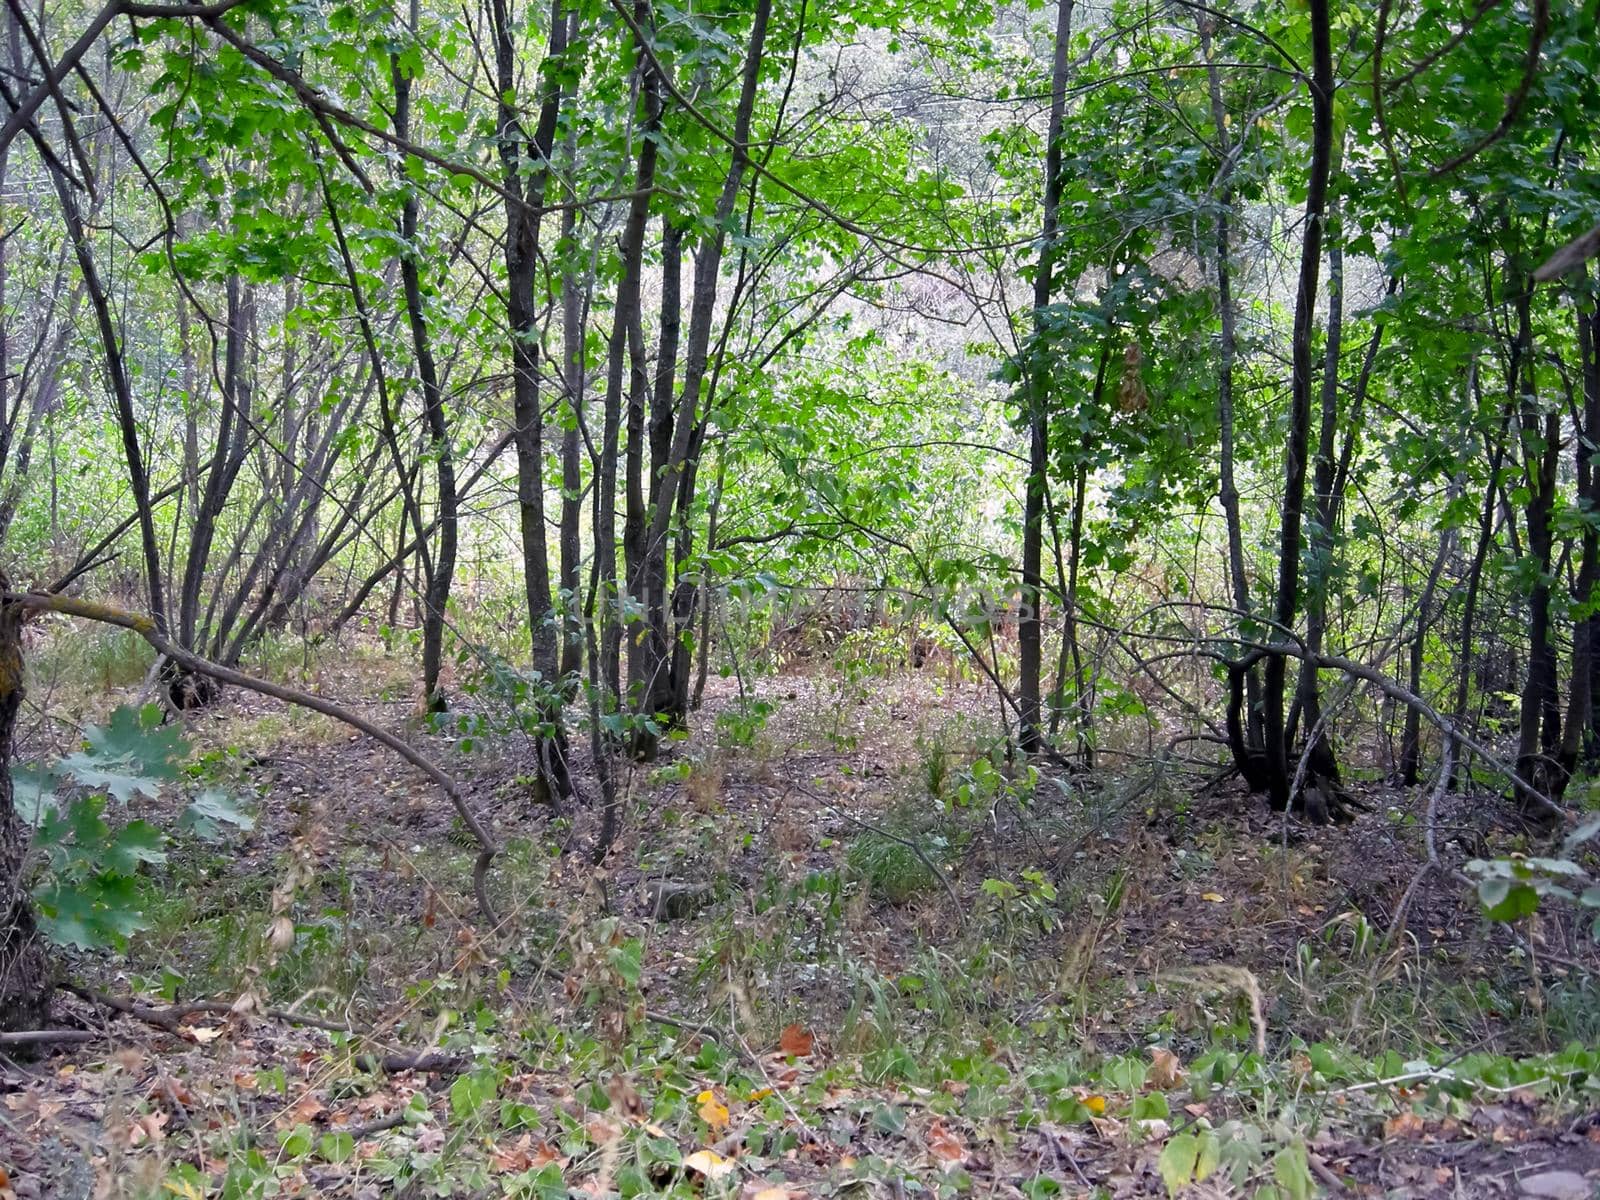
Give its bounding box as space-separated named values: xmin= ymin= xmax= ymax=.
xmin=63 ymin=983 xmax=180 ymax=1032
xmin=0 ymin=1029 xmax=100 ymax=1046
xmin=45 ymin=985 xmax=471 ymax=1076
xmin=6 ymin=590 xmax=500 ymax=921
xmin=62 ymin=984 xmax=352 ymax=1034
xmin=353 ymin=1050 xmax=469 ymax=1075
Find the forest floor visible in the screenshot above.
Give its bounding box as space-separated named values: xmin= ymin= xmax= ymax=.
xmin=4 ymin=637 xmax=1600 ymax=1199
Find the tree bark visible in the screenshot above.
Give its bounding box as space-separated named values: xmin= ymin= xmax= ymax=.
xmin=489 ymin=0 xmax=573 ymax=797
xmin=1562 ymin=282 xmax=1600 ymax=772
xmin=558 ymin=26 xmax=584 ymax=682
xmin=635 ymin=0 xmax=771 ymax=739
xmin=0 ymin=578 xmax=52 ymax=1032
xmin=1510 ymin=270 xmax=1563 ymax=808
xmin=393 ymin=22 xmax=457 ymax=712
xmin=1018 ymin=0 xmax=1075 ymax=754
xmin=1288 ymin=177 xmax=1346 ymax=811
xmin=1262 ymin=0 xmax=1334 ymax=810
xmin=1200 ymin=18 xmax=1266 ymax=790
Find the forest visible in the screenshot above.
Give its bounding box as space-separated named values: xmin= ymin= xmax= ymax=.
xmin=0 ymin=0 xmax=1599 ymax=1194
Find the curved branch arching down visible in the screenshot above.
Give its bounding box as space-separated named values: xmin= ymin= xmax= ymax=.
xmin=4 ymin=591 xmax=501 ymax=923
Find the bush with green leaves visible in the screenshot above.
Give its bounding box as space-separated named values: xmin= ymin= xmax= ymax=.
xmin=1464 ymin=811 xmax=1600 ymax=936
xmin=19 ymin=703 xmax=253 ymax=949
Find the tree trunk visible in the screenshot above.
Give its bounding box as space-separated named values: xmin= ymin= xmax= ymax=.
xmin=1018 ymin=0 xmax=1075 ymax=754
xmin=490 ymin=0 xmax=573 ymax=797
xmin=1563 ymin=283 xmax=1600 ymax=772
xmin=0 ymin=580 xmax=52 ymax=1032
xmin=1200 ymin=19 xmax=1266 ymax=791
xmin=1262 ymin=0 xmax=1334 ymax=810
xmin=636 ymin=0 xmax=771 ymax=740
xmin=394 ymin=25 xmax=457 ymax=713
xmin=1399 ymin=477 xmax=1461 ymax=785
xmin=1289 ymin=177 xmax=1346 ymax=813
xmin=558 ymin=35 xmax=584 ymax=683
xmin=1511 ymin=273 xmax=1563 ymax=808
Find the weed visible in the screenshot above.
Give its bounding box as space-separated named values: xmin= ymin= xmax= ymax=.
xmin=848 ymin=831 xmax=941 ymax=904
xmin=29 ymin=620 xmax=155 ymax=694
xmin=714 ymin=697 xmax=772 ymax=749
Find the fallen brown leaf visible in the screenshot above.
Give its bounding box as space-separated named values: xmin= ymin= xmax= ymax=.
xmin=927 ymin=1121 xmax=966 ymax=1171
xmin=1148 ymin=1047 xmax=1184 ymax=1089
xmin=778 ymin=1024 xmax=814 ymax=1058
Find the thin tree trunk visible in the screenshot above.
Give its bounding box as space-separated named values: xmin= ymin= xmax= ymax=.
xmin=1289 ymin=176 xmax=1346 ymax=811
xmin=600 ymin=12 xmax=663 ymax=738
xmin=41 ymin=147 xmax=167 ymax=635
xmin=1262 ymin=0 xmax=1334 ymax=810
xmin=558 ymin=28 xmax=584 ymax=682
xmin=636 ymin=0 xmax=771 ymax=737
xmin=490 ymin=0 xmax=573 ymax=797
xmin=393 ymin=21 xmax=457 ymax=712
xmin=1453 ymin=364 xmax=1510 ymax=789
xmin=1200 ymin=18 xmax=1266 ymax=790
xmin=1018 ymin=0 xmax=1075 ymax=754
xmin=1511 ymin=273 xmax=1563 ymax=807
xmin=1400 ymin=477 xmax=1462 ymax=785
xmin=178 ymin=275 xmax=250 ymax=659
xmin=1563 ymin=283 xmax=1600 ymax=771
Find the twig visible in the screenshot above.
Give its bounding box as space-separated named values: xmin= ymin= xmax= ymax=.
xmin=643 ymin=1009 xmax=755 ymax=1062
xmin=1309 ymin=1152 xmax=1349 ymax=1194
xmin=1042 ymin=1127 xmax=1093 ymax=1189
xmin=721 ymin=994 xmax=818 ymax=1146
xmin=1383 ymin=734 xmax=1454 ymax=950
xmin=344 ymin=1113 xmax=408 ymax=1139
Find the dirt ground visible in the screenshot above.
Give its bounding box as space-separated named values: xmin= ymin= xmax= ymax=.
xmin=3 ymin=656 xmax=1599 ymax=1198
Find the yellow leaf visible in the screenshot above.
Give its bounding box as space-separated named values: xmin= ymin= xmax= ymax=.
xmin=697 ymin=1090 xmax=730 ymax=1130
xmin=1201 ymin=893 xmax=1225 ymax=903
xmin=748 ymin=1088 xmax=775 ymax=1101
xmin=684 ymin=1150 xmax=736 ymax=1180
xmin=1082 ymin=1094 xmax=1107 ymax=1115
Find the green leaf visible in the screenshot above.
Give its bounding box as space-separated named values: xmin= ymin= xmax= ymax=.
xmin=871 ymin=1104 xmax=907 ymax=1134
xmin=104 ymin=821 xmax=168 ymax=873
xmin=1272 ymin=1142 xmax=1315 ymax=1200
xmin=59 ymin=704 xmax=185 ymax=804
xmin=180 ymin=789 xmax=255 ymax=841
xmin=1130 ymin=1092 xmax=1169 ymax=1120
xmin=1158 ymin=1132 xmax=1200 ymax=1196
xmin=1479 ymin=878 xmax=1540 ymax=922
xmin=318 ymin=1131 xmax=355 ymax=1163
xmin=13 ymin=765 xmax=61 ymax=823
xmin=449 ymin=1070 xmax=497 ymax=1120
